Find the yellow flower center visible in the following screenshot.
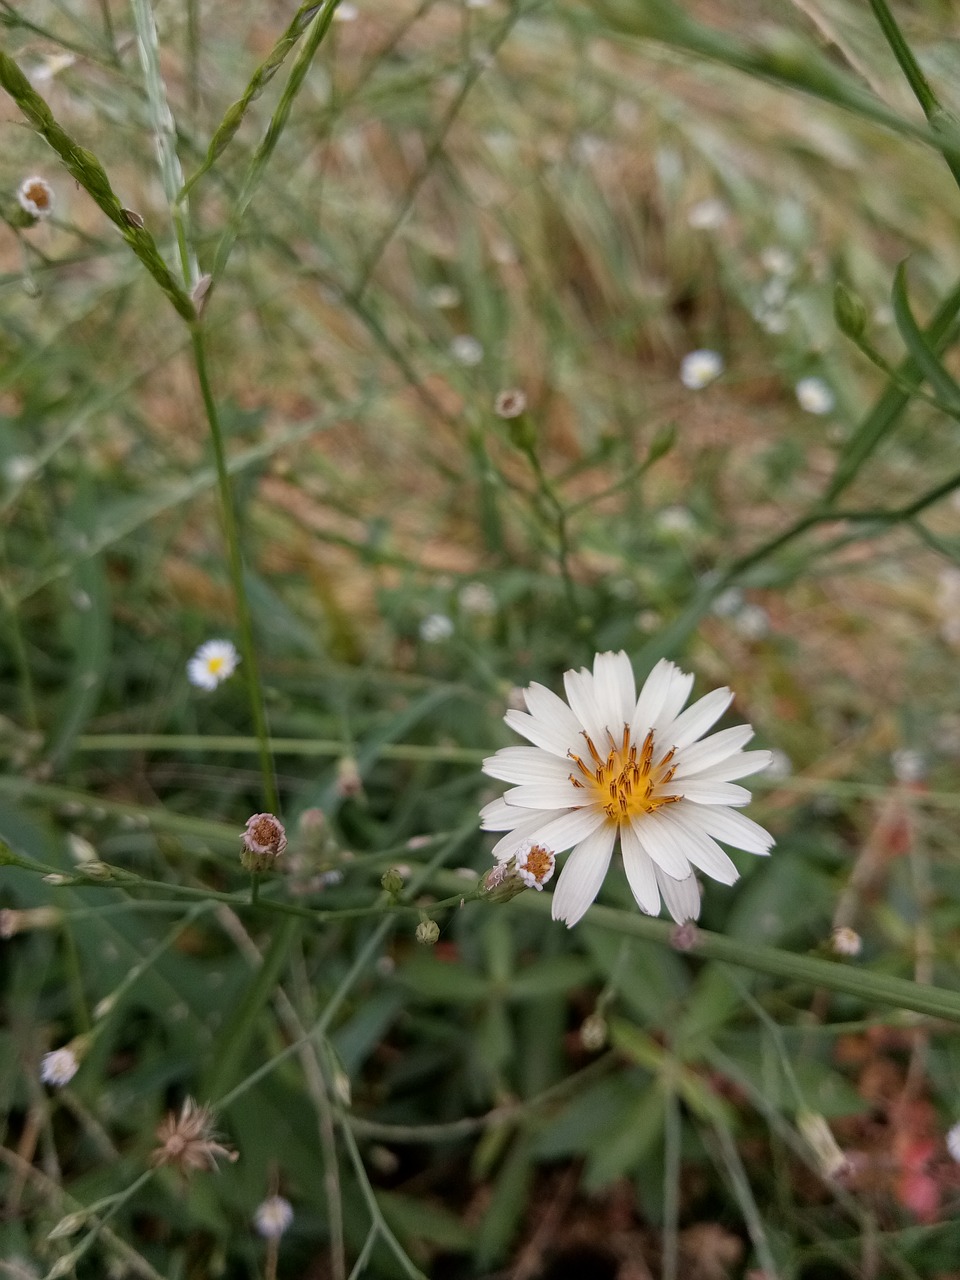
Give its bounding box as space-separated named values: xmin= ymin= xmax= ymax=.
xmin=523 ymin=843 xmax=554 ymax=885
xmin=207 ymin=656 xmax=225 ymax=674
xmin=568 ymin=725 xmax=680 ymax=823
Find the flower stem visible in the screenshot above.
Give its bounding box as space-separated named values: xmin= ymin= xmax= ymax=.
xmin=189 ymin=324 xmax=278 ymax=813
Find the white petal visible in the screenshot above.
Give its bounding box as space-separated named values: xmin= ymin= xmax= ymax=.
xmin=672 ymin=779 xmax=752 ymax=807
xmin=504 ymin=708 xmax=575 ymax=758
xmin=491 ymin=813 xmax=557 ymax=861
xmin=563 ymin=667 xmax=608 ymax=745
xmin=662 ymin=808 xmax=740 ymax=884
xmin=479 ymin=796 xmax=520 ymax=828
xmin=551 ymin=825 xmax=616 ymax=926
xmin=671 ymin=725 xmax=755 ymax=778
xmin=482 ymin=747 xmax=572 ymax=785
xmin=680 ymin=804 xmax=774 ymax=855
xmin=532 ymin=806 xmax=607 ymax=852
xmin=632 ymin=813 xmax=692 ymax=879
xmin=682 ymin=749 xmax=772 ymax=783
xmin=619 ymin=822 xmax=660 ymax=914
xmin=659 ymin=687 xmax=733 ymax=752
xmin=655 ymin=866 xmax=701 ymax=923
xmin=632 ymin=659 xmax=690 ymax=736
xmin=503 ymin=782 xmax=583 ymax=809
xmin=592 ymin=650 xmax=636 ymax=732
xmin=522 ymin=682 xmax=583 ymax=740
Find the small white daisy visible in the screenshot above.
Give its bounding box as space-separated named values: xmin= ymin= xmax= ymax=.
xmin=481 ymin=651 xmax=774 ymax=927
xmin=680 ymin=349 xmax=724 ymax=390
xmin=419 ymin=613 xmax=454 ymax=643
xmin=17 ymin=176 xmax=54 ymax=219
xmin=687 ymin=198 xmax=729 ymax=231
xmin=187 ymin=639 xmax=240 ymax=691
xmin=947 ymin=1123 xmax=960 ymax=1164
xmin=795 ymin=376 xmax=835 ymax=415
xmin=254 ymin=1194 xmax=294 ymax=1239
xmin=450 ymin=334 xmax=484 ymax=366
xmin=41 ymin=1046 xmax=79 ymax=1088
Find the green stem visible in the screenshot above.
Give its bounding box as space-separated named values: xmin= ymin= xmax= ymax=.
xmin=189 ymin=325 xmax=278 ymax=813
xmin=867 ymin=0 xmax=960 ymax=191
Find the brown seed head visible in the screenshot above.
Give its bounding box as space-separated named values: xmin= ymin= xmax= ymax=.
xmin=150 ymin=1098 xmax=237 ymax=1174
xmin=241 ymin=813 xmax=287 ymax=871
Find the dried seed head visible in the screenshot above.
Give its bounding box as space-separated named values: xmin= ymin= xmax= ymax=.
xmin=241 ymin=813 xmax=287 ymax=872
xmin=40 ymin=1038 xmax=86 ymax=1088
xmin=494 ymin=388 xmax=527 ymax=419
xmin=150 ymin=1097 xmax=237 ymax=1175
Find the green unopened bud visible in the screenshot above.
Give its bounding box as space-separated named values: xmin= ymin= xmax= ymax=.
xmin=834 ymin=282 xmax=867 ymax=341
xmin=480 ymin=861 xmax=526 ymax=903
xmin=80 ymin=860 xmax=113 ymax=882
xmin=48 ymin=1210 xmax=87 ymax=1240
xmin=381 ymin=868 xmax=404 ymax=896
xmin=415 ymin=919 xmax=440 ymax=946
xmin=797 ymin=1110 xmax=850 ymax=1179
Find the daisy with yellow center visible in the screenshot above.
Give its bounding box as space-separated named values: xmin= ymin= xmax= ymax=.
xmin=187 ymin=639 xmax=240 ymax=691
xmin=480 ymin=651 xmax=774 ymax=926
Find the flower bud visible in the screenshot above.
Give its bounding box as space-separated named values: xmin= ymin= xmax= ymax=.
xmin=833 ymin=281 xmax=867 ymax=341
xmin=415 ymin=919 xmax=440 ymax=946
xmin=241 ymin=813 xmax=287 ymax=872
xmin=580 ymin=1013 xmax=608 ymax=1052
xmin=381 ymin=868 xmax=404 ymax=896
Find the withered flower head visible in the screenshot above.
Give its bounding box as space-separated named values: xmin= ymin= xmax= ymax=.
xmin=150 ymin=1097 xmax=237 ymax=1174
xmin=241 ymin=813 xmax=287 ymax=872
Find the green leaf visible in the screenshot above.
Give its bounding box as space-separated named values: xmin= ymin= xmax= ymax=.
xmin=377 ymin=1189 xmax=473 ymax=1253
xmin=583 ymin=1084 xmax=664 ymax=1190
xmin=473 ymin=1135 xmax=533 ymax=1270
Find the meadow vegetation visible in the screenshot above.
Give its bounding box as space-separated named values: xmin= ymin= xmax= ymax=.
xmin=3 ymin=0 xmax=960 ymax=1276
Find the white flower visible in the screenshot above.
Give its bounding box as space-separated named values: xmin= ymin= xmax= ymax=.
xmin=831 ymin=926 xmax=862 ymax=957
xmin=41 ymin=1047 xmax=79 ymax=1088
xmin=680 ymin=349 xmax=724 ymax=390
xmin=891 ymin=748 xmax=925 ymax=784
xmin=187 ymin=639 xmax=240 ymax=690
xmin=254 ymin=1194 xmax=294 ymax=1238
xmin=733 ymin=603 xmax=770 ymax=640
xmin=795 ymin=376 xmax=835 ymax=415
xmin=428 ymin=283 xmax=461 ymax=309
xmin=419 ymin=613 xmax=454 ymax=643
xmin=760 ymin=246 xmax=795 ymax=277
xmin=450 ymin=334 xmax=484 ymax=366
xmin=947 ymin=1123 xmax=960 ymax=1164
xmin=687 ymin=198 xmax=729 ymax=231
xmin=4 ymin=455 xmax=37 ymax=484
xmin=334 ymin=1 xmax=358 ymax=18
xmin=481 ymin=651 xmax=774 ymax=927
xmin=765 ymin=748 xmax=792 ymax=780
xmin=17 ymin=176 xmax=54 ymax=219
xmin=459 ymin=582 xmax=496 ymax=615
xmin=655 ymin=506 xmax=697 ymax=537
